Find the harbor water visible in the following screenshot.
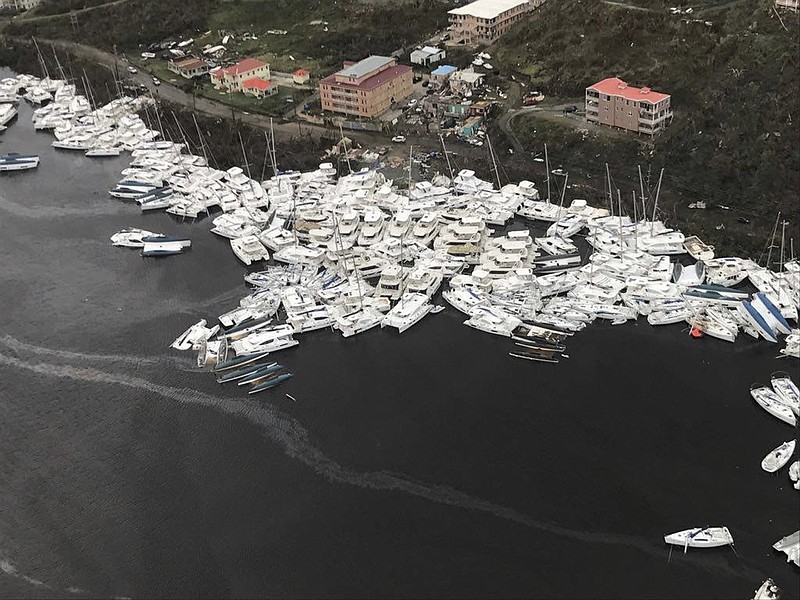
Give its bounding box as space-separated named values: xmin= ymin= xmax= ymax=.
xmin=1 ymin=82 xmax=798 ymax=599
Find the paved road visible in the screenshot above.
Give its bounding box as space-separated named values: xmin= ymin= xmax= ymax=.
xmin=11 ymin=0 xmax=130 ymax=23
xmin=497 ymin=103 xmax=585 ymax=153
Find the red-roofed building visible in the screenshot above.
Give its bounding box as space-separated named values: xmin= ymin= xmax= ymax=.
xmin=292 ymin=68 xmax=311 ymax=85
xmin=211 ymin=58 xmax=270 ymax=91
xmin=168 ymin=57 xmax=211 ymax=79
xmin=586 ymin=77 xmax=672 ymax=135
xmin=319 ymin=56 xmax=413 ymax=119
xmin=242 ymin=77 xmax=278 ymax=99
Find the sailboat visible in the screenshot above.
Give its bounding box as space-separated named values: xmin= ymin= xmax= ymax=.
xmin=664 ymin=526 xmax=734 ymax=552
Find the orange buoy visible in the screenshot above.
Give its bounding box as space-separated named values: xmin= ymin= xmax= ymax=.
xmin=690 ymin=327 xmax=704 ymax=338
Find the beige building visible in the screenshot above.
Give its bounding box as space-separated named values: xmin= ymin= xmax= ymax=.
xmin=776 ymin=0 xmax=798 ymax=9
xmin=585 ymin=77 xmax=672 ymax=135
xmin=168 ymin=57 xmax=211 ymax=79
xmin=210 ymin=58 xmax=270 ymax=92
xmin=319 ymin=56 xmax=412 ymax=119
xmin=0 ymin=0 xmax=41 ymax=10
xmin=448 ymin=0 xmax=545 ymax=45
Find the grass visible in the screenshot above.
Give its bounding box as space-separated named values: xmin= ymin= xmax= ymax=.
xmin=491 ymin=0 xmax=799 ymax=247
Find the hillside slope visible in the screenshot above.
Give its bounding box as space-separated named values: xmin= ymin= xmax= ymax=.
xmin=494 ymin=0 xmax=799 ymax=243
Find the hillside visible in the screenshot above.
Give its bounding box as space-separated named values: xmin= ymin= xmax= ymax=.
xmin=493 ymin=0 xmax=799 ymax=251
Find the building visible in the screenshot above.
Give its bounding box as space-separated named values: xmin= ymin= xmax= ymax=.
xmin=430 ymin=65 xmax=458 ymax=89
xmin=211 ymin=58 xmax=270 ymax=92
xmin=585 ymin=77 xmax=672 ymax=135
xmin=776 ymin=0 xmax=798 ymax=9
xmin=410 ymin=46 xmax=447 ymax=67
xmin=167 ymin=57 xmax=211 ymax=79
xmin=0 ymin=0 xmax=41 ymax=10
xmin=447 ymin=0 xmax=545 ymax=45
xmin=242 ymin=78 xmax=278 ymax=99
xmin=319 ymin=56 xmax=413 ymax=119
xmin=449 ymin=67 xmax=485 ymax=95
xmin=292 ymin=69 xmax=311 ymax=85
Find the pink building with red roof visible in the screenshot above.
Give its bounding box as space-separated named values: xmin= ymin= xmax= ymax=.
xmin=210 ymin=57 xmax=271 ymax=92
xmin=319 ymin=56 xmax=412 ymax=119
xmin=585 ymin=77 xmax=672 ymax=135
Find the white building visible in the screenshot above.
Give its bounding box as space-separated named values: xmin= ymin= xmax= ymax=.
xmin=0 ymin=0 xmax=41 ymax=10
xmin=449 ymin=68 xmax=485 ymax=95
xmin=448 ymin=0 xmax=545 ymax=45
xmin=410 ymin=46 xmax=447 ymax=67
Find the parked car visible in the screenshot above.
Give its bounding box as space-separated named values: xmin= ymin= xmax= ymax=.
xmin=152 ymin=77 xmax=161 ymax=86
xmin=377 ymin=146 xmax=388 ymax=156
xmin=127 ymin=66 xmax=138 ymax=74
xmin=563 ymin=105 xmax=578 ymax=113
xmin=408 ymin=99 xmax=418 ymax=107
xmin=391 ymin=135 xmax=407 ymax=143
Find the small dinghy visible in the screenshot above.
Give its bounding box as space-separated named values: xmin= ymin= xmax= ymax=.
xmin=664 ymin=526 xmax=734 ymax=552
xmin=761 ymin=440 xmax=796 ymax=473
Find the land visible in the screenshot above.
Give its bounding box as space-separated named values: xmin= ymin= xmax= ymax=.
xmin=1 ymin=0 xmax=798 ymax=256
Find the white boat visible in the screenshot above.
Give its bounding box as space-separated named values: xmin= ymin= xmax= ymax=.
xmin=761 ymin=440 xmax=795 ymax=473
xmin=664 ymin=526 xmax=734 ymax=552
xmin=789 ymin=460 xmax=800 ymax=490
xmin=0 ymin=152 xmax=39 ymax=172
xmin=0 ymin=103 xmax=17 ymax=127
xmin=771 ymin=371 xmax=800 ymax=416
xmin=86 ymin=147 xmax=122 ymax=157
xmin=464 ymin=305 xmax=522 ymax=337
xmin=287 ymin=305 xmax=334 ymax=333
xmin=228 ymin=324 xmax=298 ymax=355
xmin=171 ymin=319 xmax=220 ymax=351
xmin=333 ymin=305 xmax=384 ymax=338
xmin=772 ymin=531 xmax=800 ymax=567
xmin=750 ymin=385 xmax=797 ymax=426
xmin=752 ymin=578 xmax=781 ymax=600
xmin=110 ymin=228 xmax=159 ymax=248
xmin=381 ymin=292 xmax=433 ymax=333
xmin=230 ymin=235 xmax=270 ymax=265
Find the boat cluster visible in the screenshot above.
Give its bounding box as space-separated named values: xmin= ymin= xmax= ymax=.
xmin=110 ymin=228 xmax=191 ymax=257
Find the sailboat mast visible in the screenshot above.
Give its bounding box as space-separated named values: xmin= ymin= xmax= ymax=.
xmin=192 ymin=113 xmax=208 ymax=167
xmin=605 ymin=163 xmax=613 ymax=217
xmin=764 ymin=212 xmax=781 ymax=269
xmin=439 ymin=133 xmax=454 ymax=180
xmin=486 ymin=134 xmax=501 ymax=189
xmin=544 ymin=144 xmax=551 ymax=204
xmin=339 ymin=124 xmax=352 ymax=175
xmin=638 ymin=164 xmax=646 ymax=221
xmin=650 ymin=168 xmax=664 ymax=235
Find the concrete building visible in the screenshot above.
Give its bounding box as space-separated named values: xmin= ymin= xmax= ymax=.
xmin=448 ymin=0 xmax=545 ymax=45
xmin=292 ymin=69 xmax=311 ymax=85
xmin=776 ymin=0 xmax=798 ymax=9
xmin=449 ymin=68 xmax=485 ymax=95
xmin=410 ymin=46 xmax=446 ymax=67
xmin=430 ymin=64 xmax=457 ymax=89
xmin=168 ymin=57 xmax=211 ymax=79
xmin=319 ymin=56 xmax=413 ymax=119
xmin=585 ymin=77 xmax=672 ymax=135
xmin=211 ymin=58 xmax=270 ymax=92
xmin=0 ymin=0 xmax=41 ymax=11
xmin=242 ymin=78 xmax=278 ymax=99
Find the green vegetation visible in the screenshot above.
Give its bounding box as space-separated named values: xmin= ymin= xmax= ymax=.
xmin=494 ymin=0 xmax=799 ymax=245
xmin=28 ymin=0 xmax=116 ymax=17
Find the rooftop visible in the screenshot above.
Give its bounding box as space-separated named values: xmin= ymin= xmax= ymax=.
xmin=227 ymin=58 xmax=268 ymax=75
xmin=173 ymin=57 xmax=208 ymax=70
xmin=431 ymin=65 xmax=458 ymax=76
xmin=242 ymin=77 xmax=274 ymax=91
xmin=588 ymin=77 xmax=670 ymax=104
xmin=293 ymin=68 xmax=310 ymax=76
xmin=448 ymin=0 xmax=531 ymax=20
xmin=337 ymin=55 xmax=394 ymax=79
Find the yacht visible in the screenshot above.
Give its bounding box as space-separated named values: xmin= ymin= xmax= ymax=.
xmin=536 ymin=235 xmax=577 ymax=256
xmin=228 ymin=324 xmax=298 ymax=355
xmin=410 ymin=212 xmax=440 ymax=246
xmin=772 ymin=531 xmax=800 ymax=567
xmin=230 ymin=235 xmax=270 ymax=265
xmin=761 ymin=440 xmax=796 ymax=473
xmin=663 ymin=527 xmax=734 ymax=551
xmin=683 ymin=235 xmax=715 ymax=261
xmin=171 ymin=319 xmax=220 ymax=351
xmin=386 ymin=209 xmax=413 ymax=239
xmin=375 ymin=264 xmax=407 ymax=302
xmin=442 ymin=285 xmax=489 ymax=315
xmin=0 ymin=152 xmax=39 ymax=171
xmin=771 ymin=372 xmax=799 ymax=415
xmin=287 ymin=305 xmax=334 ymax=333
xmin=357 ymin=208 xmax=386 ymax=246
xmin=464 ymin=305 xmax=522 ymax=337
xmin=750 ymin=385 xmax=797 ymax=426
xmin=336 ymin=207 xmax=361 ymax=240
xmin=332 ymin=305 xmax=384 ymax=338
xmin=752 ymin=292 xmax=792 ymax=335
xmin=110 ymin=227 xmax=159 ymax=248
xmin=405 ymin=266 xmax=443 ymax=298
xmin=381 ymin=292 xmax=433 ymax=333
xmin=0 ymin=103 xmax=17 ymax=127
xmin=737 ymin=301 xmax=778 ymax=343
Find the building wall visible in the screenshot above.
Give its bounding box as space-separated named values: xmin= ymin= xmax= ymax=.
xmin=320 ymin=68 xmax=412 ymax=118
xmin=585 ymin=87 xmax=672 ymax=135
xmin=448 ymin=0 xmax=545 ymax=45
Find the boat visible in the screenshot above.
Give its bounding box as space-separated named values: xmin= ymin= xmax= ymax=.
xmin=110 ymin=228 xmax=159 ymax=248
xmin=790 ymin=460 xmax=800 ymax=490
xmin=85 ymin=147 xmax=122 ymax=157
xmin=683 ymin=235 xmax=715 ymax=261
xmin=0 ymin=103 xmax=17 ymax=127
xmin=0 ymin=152 xmax=39 ymax=172
xmin=771 ymin=372 xmax=800 ymax=416
xmin=761 ymin=440 xmax=795 ymax=473
xmin=750 ymin=385 xmax=797 ymax=426
xmin=230 ymin=235 xmax=270 ymax=265
xmin=217 ymin=361 xmax=279 ymax=384
xmin=509 ymin=351 xmax=559 ymax=364
xmin=772 ymin=531 xmax=800 ymax=567
xmin=381 ymin=292 xmax=433 ymax=333
xmin=738 ymin=301 xmax=778 ymax=343
xmin=664 ymin=526 xmax=734 ymax=552
xmin=236 ymin=363 xmax=285 ymax=386
xmin=170 ymin=319 xmax=219 ymax=351
xmin=248 ymin=372 xmax=293 ymax=394
xmin=141 ymin=241 xmax=190 ymax=257
xmin=752 ymin=578 xmax=781 ymax=600
xmin=212 ymin=351 xmax=272 ymax=372
xmin=752 ymin=292 xmax=792 ymax=336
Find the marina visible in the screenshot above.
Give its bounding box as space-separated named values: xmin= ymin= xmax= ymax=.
xmin=0 ymin=66 xmax=797 ymax=598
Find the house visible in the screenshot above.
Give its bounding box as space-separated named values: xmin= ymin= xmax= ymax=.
xmin=168 ymin=57 xmax=211 ymax=79
xmin=449 ymin=68 xmax=485 ymax=95
xmin=460 ymin=116 xmax=483 ymax=137
xmin=585 ymin=77 xmax=672 ymax=135
xmin=242 ymin=77 xmax=278 ymax=99
xmin=292 ymin=69 xmax=311 ymax=85
xmin=430 ymin=65 xmax=458 ymax=89
xmin=0 ymin=0 xmax=41 ymax=10
xmin=319 ymin=55 xmax=413 ymax=119
xmin=448 ymin=0 xmax=546 ymax=46
xmin=211 ymin=58 xmax=271 ymax=92
xmin=410 ymin=46 xmax=446 ymax=67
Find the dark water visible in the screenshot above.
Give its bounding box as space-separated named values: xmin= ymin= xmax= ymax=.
xmin=1 ymin=79 xmax=798 ymax=599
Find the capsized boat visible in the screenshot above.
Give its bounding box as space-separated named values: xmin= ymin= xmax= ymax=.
xmin=248 ymin=372 xmax=293 ymax=394
xmin=772 ymin=531 xmax=799 ymax=567
xmin=664 ymin=526 xmax=734 ymax=552
xmin=212 ymin=350 xmax=272 ymax=372
xmin=761 ymin=440 xmax=796 ymax=473
xmin=750 ymin=385 xmax=797 ymax=426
